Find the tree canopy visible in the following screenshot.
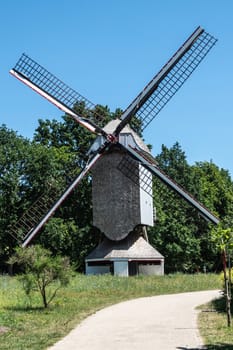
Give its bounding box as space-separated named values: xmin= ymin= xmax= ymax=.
xmin=149 ymin=143 xmax=233 ymax=272
xmin=1 ymin=105 xmax=233 ymax=273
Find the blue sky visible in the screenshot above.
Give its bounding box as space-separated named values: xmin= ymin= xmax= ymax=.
xmin=1 ymin=0 xmax=233 ymax=176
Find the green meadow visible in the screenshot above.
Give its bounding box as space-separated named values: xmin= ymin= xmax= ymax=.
xmin=0 ymin=273 xmax=222 ymax=350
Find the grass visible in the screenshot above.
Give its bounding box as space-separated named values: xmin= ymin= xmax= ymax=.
xmin=0 ymin=273 xmax=221 ymax=350
xmin=199 ymin=296 xmax=233 ymax=349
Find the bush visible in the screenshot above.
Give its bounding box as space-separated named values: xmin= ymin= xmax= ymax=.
xmin=8 ymin=245 xmax=73 ymax=308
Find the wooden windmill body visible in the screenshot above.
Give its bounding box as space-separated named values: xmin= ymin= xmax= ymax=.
xmin=91 ymin=119 xmax=153 ymax=241
xmin=86 ymin=119 xmax=164 ymax=276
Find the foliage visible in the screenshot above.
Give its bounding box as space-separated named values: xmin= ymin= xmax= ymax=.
xmin=38 ymin=218 xmax=101 ymax=270
xmin=149 ymin=142 xmax=233 ymax=273
xmin=1 ymin=102 xmax=233 ymax=273
xmin=8 ymin=245 xmax=73 ymax=308
xmin=192 ymin=161 xmax=233 ymax=218
xmin=211 ymin=223 xmax=233 ymax=326
xmin=211 ymin=224 xmax=233 ymax=252
xmin=0 ymin=273 xmax=221 ymax=350
xmin=0 ymin=126 xmax=31 ymax=266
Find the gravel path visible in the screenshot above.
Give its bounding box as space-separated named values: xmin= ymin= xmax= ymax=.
xmin=48 ymin=290 xmax=220 ymax=350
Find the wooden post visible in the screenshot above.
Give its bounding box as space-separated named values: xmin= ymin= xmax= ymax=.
xmin=222 ymin=249 xmax=231 ymax=327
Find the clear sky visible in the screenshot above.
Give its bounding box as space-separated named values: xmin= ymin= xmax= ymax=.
xmin=1 ymin=0 xmax=233 ymax=176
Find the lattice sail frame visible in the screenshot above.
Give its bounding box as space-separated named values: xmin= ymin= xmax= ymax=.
xmin=137 ymin=31 xmax=217 ymax=130
xmin=123 ymin=145 xmax=219 ymax=225
xmin=115 ymin=27 xmax=217 ymax=134
xmin=12 ymin=53 xmax=98 ymax=114
xmin=117 ymin=155 xmax=153 ymax=196
xmin=10 ymin=54 xmax=109 ymax=138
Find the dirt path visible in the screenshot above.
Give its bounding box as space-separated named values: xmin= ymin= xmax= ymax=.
xmin=48 ymin=290 xmax=220 ymax=350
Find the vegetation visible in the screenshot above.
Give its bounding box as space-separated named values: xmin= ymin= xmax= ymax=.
xmin=149 ymin=143 xmax=233 ymax=273
xmin=211 ymin=224 xmax=233 ymax=326
xmin=1 ymin=104 xmax=233 ymax=273
xmin=0 ymin=273 xmax=221 ymax=350
xmin=8 ymin=245 xmax=73 ymax=308
xmin=199 ymin=296 xmax=233 ymax=349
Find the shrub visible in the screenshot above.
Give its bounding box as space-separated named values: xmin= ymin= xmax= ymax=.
xmin=8 ymin=245 xmax=73 ymax=308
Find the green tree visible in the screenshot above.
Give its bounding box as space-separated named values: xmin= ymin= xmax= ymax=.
xmin=191 ymin=161 xmax=233 ymax=218
xmin=0 ymin=123 xmax=85 ymax=268
xmin=149 ymin=142 xmax=233 ymax=273
xmin=37 ymin=218 xmax=101 ymax=270
xmin=0 ymin=126 xmax=31 ymax=266
xmin=149 ymin=142 xmax=201 ymax=272
xmin=211 ymin=223 xmax=233 ymax=326
xmin=191 ymin=162 xmax=233 ymax=272
xmin=9 ymin=245 xmax=73 ymax=308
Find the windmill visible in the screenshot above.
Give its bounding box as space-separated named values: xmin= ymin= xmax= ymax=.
xmin=10 ymin=26 xmax=219 ymax=276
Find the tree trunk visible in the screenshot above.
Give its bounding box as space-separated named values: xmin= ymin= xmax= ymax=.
xmin=222 ymin=249 xmax=231 ymax=327
xmin=41 ymin=287 xmax=48 ymax=308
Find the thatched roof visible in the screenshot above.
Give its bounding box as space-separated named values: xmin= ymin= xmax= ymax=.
xmin=86 ymin=232 xmax=164 ymax=261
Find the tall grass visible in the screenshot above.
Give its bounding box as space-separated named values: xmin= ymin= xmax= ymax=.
xmin=0 ymin=273 xmax=221 ymax=350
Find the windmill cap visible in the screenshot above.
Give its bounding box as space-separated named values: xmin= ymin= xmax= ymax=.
xmin=104 ymin=118 xmax=151 ymax=153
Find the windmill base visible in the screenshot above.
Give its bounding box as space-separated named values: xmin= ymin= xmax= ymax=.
xmin=85 ymin=231 xmax=164 ymax=277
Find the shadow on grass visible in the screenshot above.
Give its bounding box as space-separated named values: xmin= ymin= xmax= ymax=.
xmin=177 ymin=347 xmax=203 ymax=349
xmin=177 ymin=345 xmax=233 ymax=350
xmin=206 ymin=345 xmax=233 ymax=350
xmin=212 ymin=295 xmax=233 ymax=314
xmin=4 ymin=305 xmax=46 ymax=312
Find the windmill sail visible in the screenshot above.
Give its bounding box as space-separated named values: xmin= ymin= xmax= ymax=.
xmin=9 ymin=185 xmax=61 ymax=243
xmin=10 ymin=54 xmax=108 ymax=138
xmin=115 ymin=26 xmax=217 ymax=134
xmin=123 ymin=145 xmax=219 ymax=225
xmin=12 ymin=153 xmax=102 ymax=247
